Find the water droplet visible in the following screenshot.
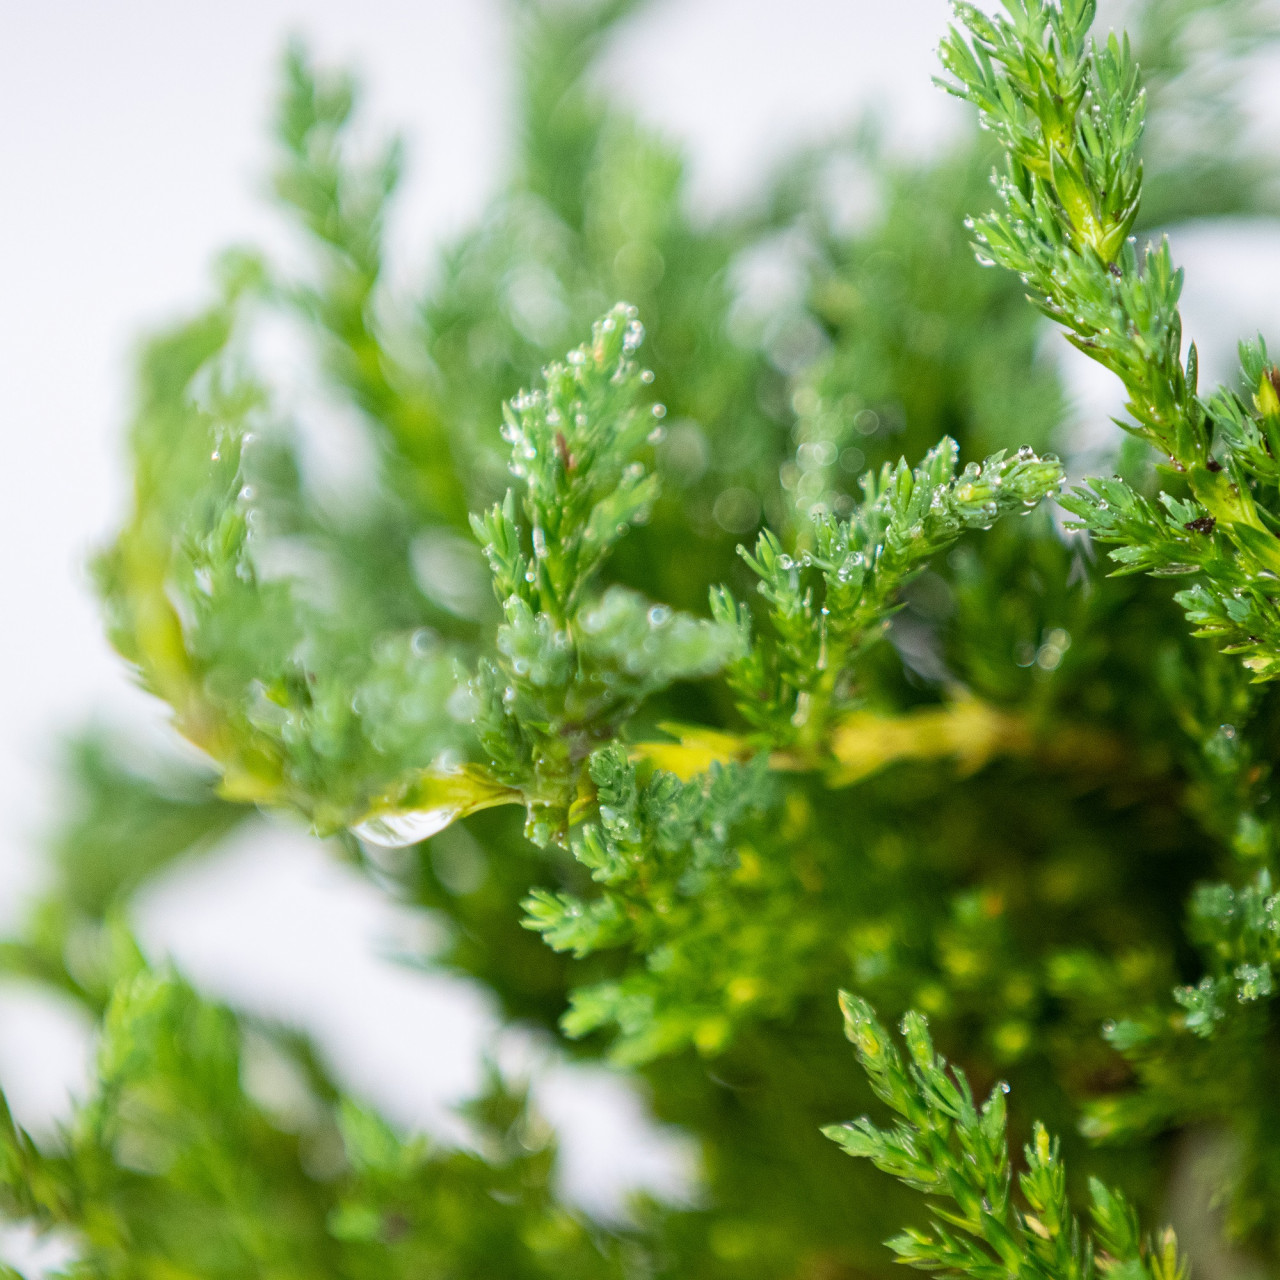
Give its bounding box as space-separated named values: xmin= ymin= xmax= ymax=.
xmin=640 ymin=369 xmax=655 ymax=384
xmin=239 ymin=485 xmax=256 ymax=502
xmin=1036 ymin=642 xmax=1064 ymax=672
xmin=652 ymin=403 xmax=667 ymax=419
xmin=647 ymin=605 xmax=671 ymax=627
xmin=446 ymin=685 xmax=477 ymax=722
xmin=623 ymin=319 xmax=646 ymax=353
xmin=999 ymin=1081 xmax=1011 ymax=1094
xmin=211 ymin=449 xmax=221 ymax=461
xmin=353 ymin=807 xmax=463 ymax=848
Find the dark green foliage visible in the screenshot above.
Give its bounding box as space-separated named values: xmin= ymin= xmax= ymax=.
xmin=9 ymin=0 xmax=1280 ymax=1275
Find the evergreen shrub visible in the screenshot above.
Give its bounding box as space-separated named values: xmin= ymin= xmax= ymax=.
xmin=7 ymin=1 xmax=1280 ymax=1275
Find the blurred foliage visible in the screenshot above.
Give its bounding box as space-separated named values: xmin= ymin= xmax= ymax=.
xmin=0 ymin=939 xmax=637 ymax=1279
xmin=5 ymin=0 xmax=1280 ymax=1276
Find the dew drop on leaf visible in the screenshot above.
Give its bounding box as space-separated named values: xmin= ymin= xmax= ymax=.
xmin=353 ymin=806 xmax=464 ymax=848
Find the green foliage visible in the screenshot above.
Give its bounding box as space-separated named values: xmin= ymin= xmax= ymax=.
xmin=824 ymin=994 xmax=1187 ymax=1280
xmin=0 ymin=954 xmax=634 ymax=1279
xmin=469 ymin=307 xmax=743 ymax=845
xmin=94 ymin=286 xmax=474 ymax=836
xmin=938 ymin=0 xmax=1280 ymax=1265
xmin=523 ymin=746 xmax=789 ymax=1062
xmin=11 ymin=0 xmax=1280 ymax=1276
xmin=717 ymin=439 xmax=1063 ymax=749
xmin=942 ymin=0 xmax=1280 ymax=681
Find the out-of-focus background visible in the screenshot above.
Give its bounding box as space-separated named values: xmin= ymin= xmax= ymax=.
xmin=1 ymin=0 xmax=1278 ymax=1269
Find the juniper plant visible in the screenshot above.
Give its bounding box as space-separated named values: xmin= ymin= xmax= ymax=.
xmin=5 ymin=0 xmax=1280 ymax=1276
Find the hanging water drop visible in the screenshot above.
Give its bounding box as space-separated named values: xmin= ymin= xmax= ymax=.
xmin=353 ymin=806 xmax=464 ymax=848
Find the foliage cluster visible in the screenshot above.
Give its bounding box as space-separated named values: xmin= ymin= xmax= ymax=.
xmin=6 ymin=0 xmax=1280 ymax=1276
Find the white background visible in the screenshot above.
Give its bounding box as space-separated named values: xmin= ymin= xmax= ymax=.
xmin=1 ymin=0 xmax=1278 ymax=1270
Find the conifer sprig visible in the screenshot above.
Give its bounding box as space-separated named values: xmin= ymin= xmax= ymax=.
xmin=714 ymin=439 xmax=1063 ymax=750
xmin=522 ymin=744 xmax=795 ymax=1062
xmin=942 ymin=0 xmax=1280 ymax=679
xmin=825 ymin=994 xmax=1187 ymax=1280
xmin=469 ymin=306 xmax=743 ymax=846
xmin=473 ymin=303 xmax=661 ymax=623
